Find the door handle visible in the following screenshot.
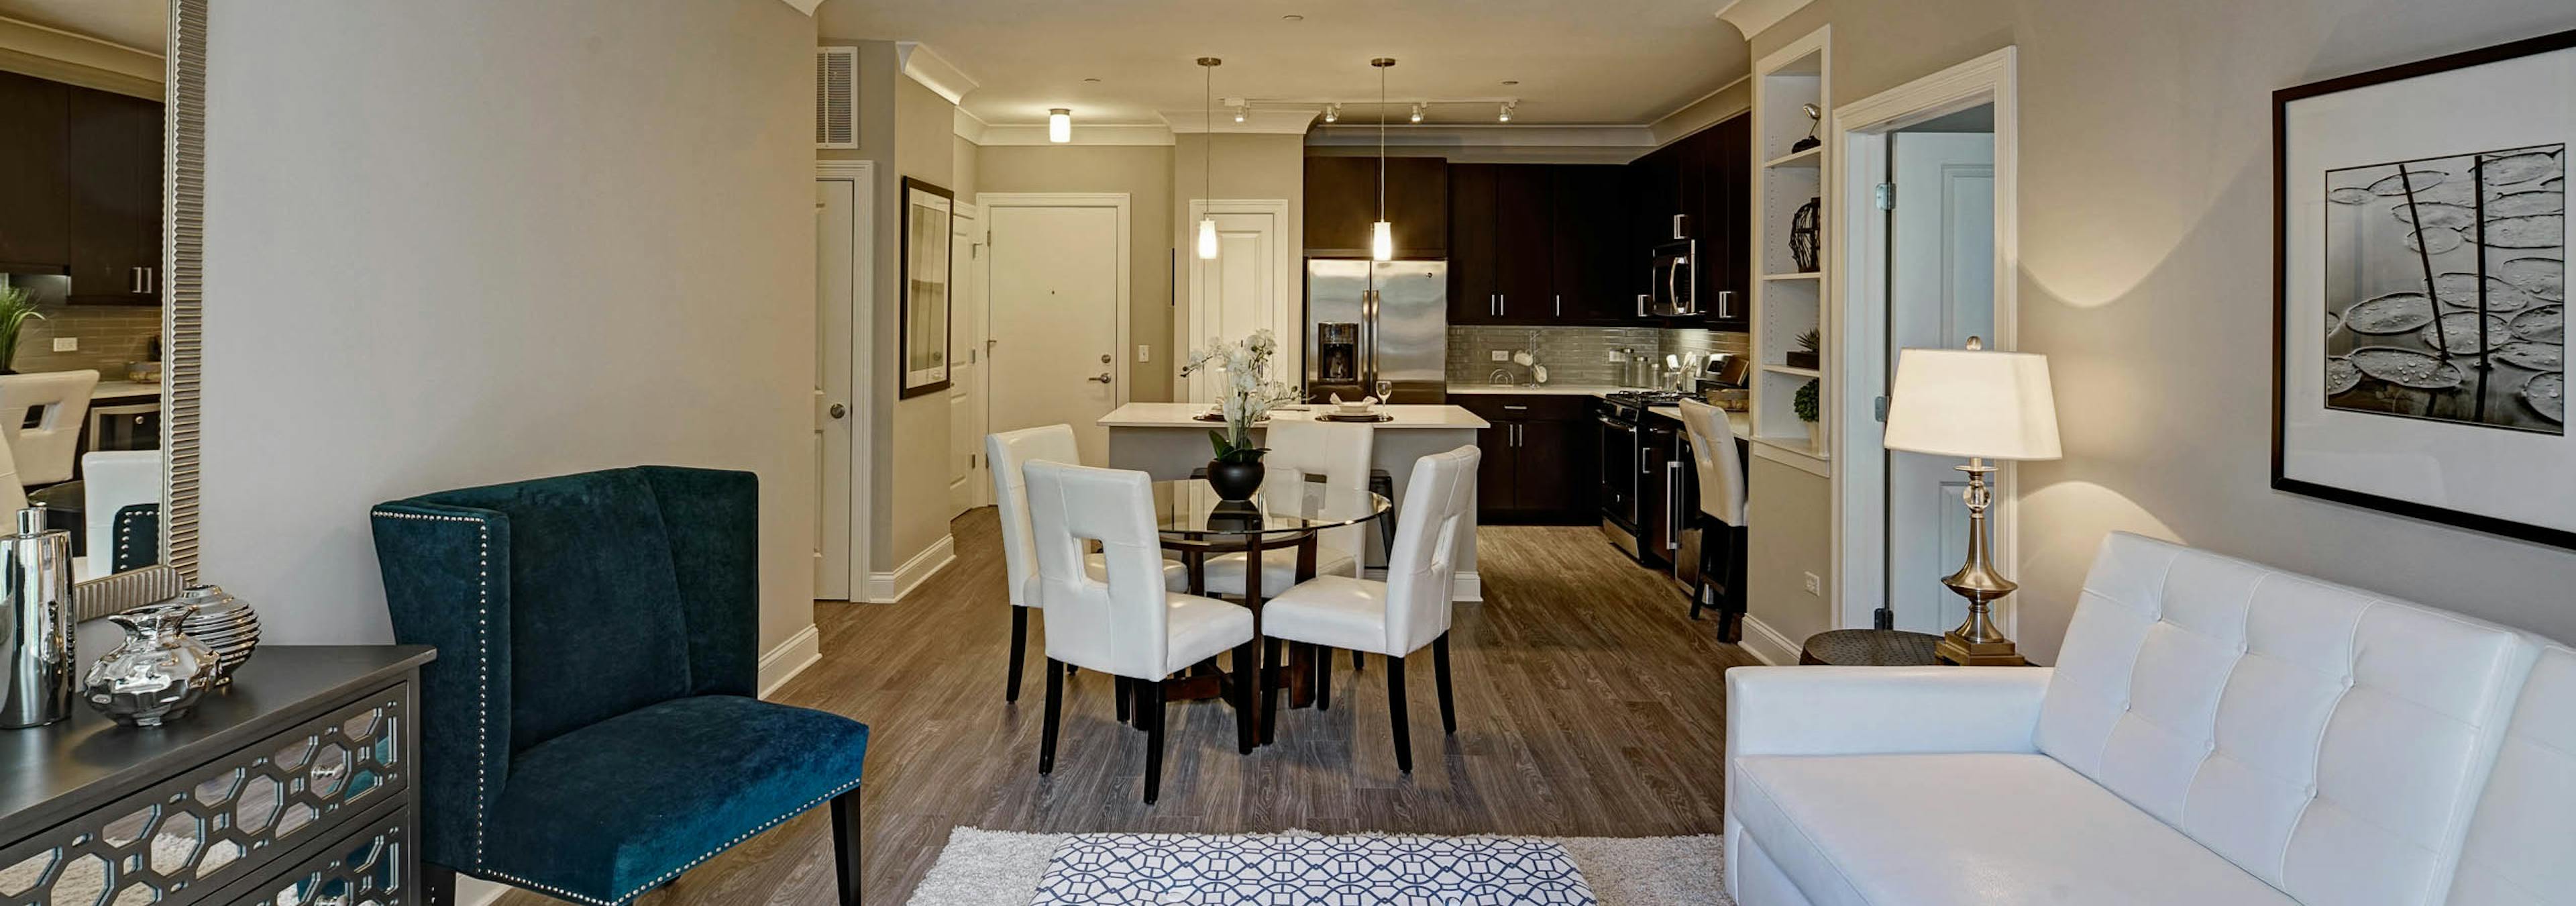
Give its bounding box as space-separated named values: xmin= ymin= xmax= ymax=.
xmin=828 ymin=403 xmax=848 ymax=419
xmin=1088 ymin=372 xmax=1112 ymax=383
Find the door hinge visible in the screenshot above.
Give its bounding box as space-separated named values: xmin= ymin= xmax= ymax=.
xmin=1874 ymin=183 xmax=1896 ymax=211
xmin=1874 ymin=396 xmax=1889 ymax=422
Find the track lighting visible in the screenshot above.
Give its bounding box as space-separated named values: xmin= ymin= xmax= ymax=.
xmin=1409 ymin=103 xmax=1425 ymax=123
xmin=1498 ymin=101 xmax=1514 ymax=123
xmin=1323 ymin=103 xmax=1340 ymax=123
xmin=1233 ymin=103 xmax=1248 ymax=123
xmin=1048 ymin=108 xmax=1071 ymax=143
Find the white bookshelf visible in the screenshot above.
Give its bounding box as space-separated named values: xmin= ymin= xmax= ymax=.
xmin=1747 ymin=28 xmax=1833 ymax=466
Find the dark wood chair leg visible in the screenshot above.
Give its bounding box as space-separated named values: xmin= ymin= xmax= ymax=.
xmin=1261 ymin=638 xmax=1282 ymax=745
xmin=1299 ymin=642 xmax=1319 ymax=701
xmin=1688 ymin=518 xmax=1711 ymax=620
xmin=830 ymin=788 xmax=864 ymax=905
xmin=1141 ymin=679 xmax=1167 ymax=804
xmin=1354 ymin=649 xmax=1365 ymax=672
xmin=422 ymin=864 xmax=456 ymax=906
xmin=1007 ymin=607 xmax=1030 ymax=701
xmin=1317 ymin=646 xmax=1332 ymax=711
xmin=1387 ymin=654 xmax=1412 ymax=774
xmin=1116 ymin=675 xmax=1132 ymax=725
xmin=1719 ymin=526 xmax=1749 ymax=644
xmin=1234 ymin=640 xmax=1259 ymax=754
xmin=1038 ymin=657 xmax=1063 ymax=774
xmin=1432 ymin=634 xmax=1456 ymax=735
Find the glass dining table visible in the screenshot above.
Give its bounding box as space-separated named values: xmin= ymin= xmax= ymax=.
xmin=1147 ymin=477 xmax=1390 ymax=744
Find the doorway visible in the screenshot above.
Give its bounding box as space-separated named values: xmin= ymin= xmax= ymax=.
xmin=814 ymin=161 xmax=875 ymax=601
xmin=947 ymin=201 xmax=988 ymax=515
xmin=1184 ymin=199 xmax=1296 ymax=404
xmin=978 ymin=193 xmax=1132 ymax=466
xmin=1831 ymin=48 xmax=2019 ymax=633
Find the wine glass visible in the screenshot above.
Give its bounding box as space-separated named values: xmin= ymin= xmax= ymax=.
xmin=1373 ymin=379 xmax=1393 ymax=406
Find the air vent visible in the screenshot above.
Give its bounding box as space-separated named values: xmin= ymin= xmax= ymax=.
xmin=816 ymin=46 xmax=857 ymax=150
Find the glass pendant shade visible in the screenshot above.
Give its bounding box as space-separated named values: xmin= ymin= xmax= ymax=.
xmin=1371 ymin=220 xmax=1395 ymax=261
xmin=1047 ymin=109 xmax=1071 ymax=143
xmin=1197 ymin=217 xmax=1220 ymax=259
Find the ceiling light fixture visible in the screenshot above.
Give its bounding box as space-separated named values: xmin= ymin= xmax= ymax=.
xmin=1373 ymin=58 xmax=1397 ymax=262
xmin=1323 ymin=103 xmax=1340 ymax=123
xmin=1498 ymin=101 xmax=1515 ymax=123
xmin=1408 ymin=103 xmax=1425 ymax=124
xmin=1233 ymin=103 xmax=1248 ymax=124
xmin=1197 ymin=57 xmax=1222 ymax=260
xmin=1048 ymin=108 xmax=1071 ymax=143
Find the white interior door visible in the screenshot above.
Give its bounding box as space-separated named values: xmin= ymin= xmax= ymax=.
xmin=947 ymin=205 xmax=989 ymax=515
xmin=1885 ymin=130 xmax=1994 ymax=633
xmin=1184 ymin=201 xmax=1295 ymax=404
xmin=814 ymin=168 xmax=872 ymax=601
xmin=987 ymin=203 xmax=1123 ymax=464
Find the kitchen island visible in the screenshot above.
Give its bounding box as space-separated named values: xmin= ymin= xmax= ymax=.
xmin=1099 ymin=403 xmax=1489 ymax=601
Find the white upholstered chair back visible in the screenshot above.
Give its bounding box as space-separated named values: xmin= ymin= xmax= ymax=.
xmin=1675 ymin=399 xmax=1746 ymax=526
xmin=1381 ymin=446 xmax=1479 ymax=657
xmin=1265 ymin=419 xmax=1373 ymax=573
xmin=2039 ymin=532 xmax=2537 ymax=906
xmin=1023 ymin=460 xmax=1171 ymax=680
xmin=0 ymin=370 xmax=97 ymax=486
xmin=2445 ymin=643 xmax=2575 ymax=906
xmin=987 ymin=424 xmax=1081 ymax=609
xmin=80 ymin=450 xmax=159 ymax=577
xmin=0 ymin=430 xmax=22 ymax=517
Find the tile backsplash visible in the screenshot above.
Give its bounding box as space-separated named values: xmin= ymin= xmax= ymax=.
xmin=3 ymin=274 xmax=161 ymax=378
xmin=1447 ymin=325 xmax=1749 ymax=387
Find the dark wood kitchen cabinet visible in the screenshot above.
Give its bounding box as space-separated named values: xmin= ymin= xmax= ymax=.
xmin=1446 ymin=164 xmax=1498 ymax=323
xmin=1489 ymin=166 xmax=1554 ymax=321
xmin=64 ymin=89 xmax=162 ymax=304
xmin=0 ymin=72 xmax=70 ymax=268
xmin=1621 ymin=115 xmax=1750 ymax=330
xmin=1551 ymin=164 xmax=1635 ymax=323
xmin=1452 ymin=163 xmax=1638 ymax=325
xmin=1455 ymin=394 xmax=1594 ymax=524
xmin=1306 ymin=155 xmax=1446 ymax=258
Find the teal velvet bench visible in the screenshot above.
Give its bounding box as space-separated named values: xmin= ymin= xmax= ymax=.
xmin=372 ymin=466 xmax=869 ymax=905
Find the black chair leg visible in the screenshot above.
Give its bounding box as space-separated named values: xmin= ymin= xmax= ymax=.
xmin=422 ymin=864 xmax=456 ymax=906
xmin=1234 ymin=640 xmax=1259 ymax=754
xmin=1432 ymin=634 xmax=1456 ymax=735
xmin=1261 ymin=638 xmax=1283 ymax=745
xmin=1300 ymin=642 xmax=1319 ymax=701
xmin=1387 ymin=654 xmax=1412 ymax=774
xmin=1354 ymin=650 xmax=1365 ymax=672
xmin=1116 ymin=676 xmax=1132 ymax=725
xmin=1317 ymin=646 xmax=1333 ymax=711
xmin=1719 ymin=526 xmax=1749 ymax=644
xmin=830 ymin=788 xmax=864 ymax=905
xmin=1007 ymin=607 xmax=1029 ymax=701
xmin=1141 ymin=680 xmax=1167 ymax=804
xmin=1038 ymin=657 xmax=1063 ymax=774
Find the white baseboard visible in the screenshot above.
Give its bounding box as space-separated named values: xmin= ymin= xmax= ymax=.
xmin=864 ymin=534 xmax=955 ymax=603
xmin=759 ymin=623 xmax=822 ymax=697
xmin=1738 ymin=615 xmax=1800 ymax=666
xmin=455 ymin=878 xmax=508 ymax=906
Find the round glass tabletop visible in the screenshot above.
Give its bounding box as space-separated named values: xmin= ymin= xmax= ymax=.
xmin=1150 ymin=478 xmax=1390 ymax=537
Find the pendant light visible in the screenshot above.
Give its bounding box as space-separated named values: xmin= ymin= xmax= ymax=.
xmin=1371 ymin=57 xmax=1397 ymax=261
xmin=1196 ymin=57 xmax=1222 ymax=260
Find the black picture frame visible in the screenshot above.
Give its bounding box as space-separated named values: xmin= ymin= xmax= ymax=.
xmin=2271 ymin=28 xmax=2576 ymax=550
xmin=898 ymin=177 xmax=955 ymax=400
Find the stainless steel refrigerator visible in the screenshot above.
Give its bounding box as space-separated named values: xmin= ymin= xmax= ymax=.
xmin=1305 ymin=258 xmax=1448 ymax=404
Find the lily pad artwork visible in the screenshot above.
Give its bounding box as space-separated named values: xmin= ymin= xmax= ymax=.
xmin=2324 ymin=142 xmax=2564 ymax=433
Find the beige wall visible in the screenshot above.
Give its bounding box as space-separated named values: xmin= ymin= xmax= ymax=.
xmin=1171 ymin=134 xmax=1305 ymax=368
xmin=1746 ymin=459 xmax=1832 ymax=654
xmin=880 ymin=76 xmax=960 ymax=565
xmin=205 ymin=0 xmax=818 ymax=649
xmin=977 ymin=143 xmax=1179 ymax=402
xmin=1748 ymin=0 xmax=2576 ymax=659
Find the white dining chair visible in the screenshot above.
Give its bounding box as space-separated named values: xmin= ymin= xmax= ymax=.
xmin=0 ymin=370 xmax=98 ymax=487
xmin=1197 ymin=418 xmax=1373 ymax=599
xmin=1024 ymin=460 xmax=1257 ymax=803
xmin=0 ymin=430 xmax=24 ymax=518
xmin=79 ymin=450 xmax=160 ymax=580
xmin=1676 ymin=400 xmax=1748 ymax=640
xmin=985 ymin=423 xmax=1186 ymax=705
xmin=1258 ymin=444 xmax=1479 ymax=774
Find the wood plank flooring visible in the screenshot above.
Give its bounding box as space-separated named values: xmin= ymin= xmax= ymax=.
xmin=494 ymin=509 xmax=1760 ymax=905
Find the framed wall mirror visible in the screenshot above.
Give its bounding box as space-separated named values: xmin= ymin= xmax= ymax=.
xmin=0 ymin=0 xmax=205 ymax=617
xmin=899 ymin=177 xmax=953 ymax=399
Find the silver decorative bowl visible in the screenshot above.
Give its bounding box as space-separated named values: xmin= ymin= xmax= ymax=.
xmin=174 ymin=585 xmax=260 ymax=685
xmin=83 ymin=601 xmax=221 ymax=727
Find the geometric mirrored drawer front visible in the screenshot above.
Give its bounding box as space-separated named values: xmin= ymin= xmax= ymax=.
xmin=0 ymin=684 xmax=411 ymax=906
xmin=243 ymin=811 xmax=407 ymax=906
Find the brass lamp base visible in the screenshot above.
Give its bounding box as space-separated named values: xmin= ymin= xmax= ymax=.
xmin=1931 ymin=459 xmax=2027 ymax=668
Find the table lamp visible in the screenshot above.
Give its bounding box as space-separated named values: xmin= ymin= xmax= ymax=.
xmin=1881 ymin=338 xmax=2060 ymax=666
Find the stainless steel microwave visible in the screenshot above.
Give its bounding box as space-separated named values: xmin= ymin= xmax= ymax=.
xmin=1644 ymin=238 xmax=1697 ymax=317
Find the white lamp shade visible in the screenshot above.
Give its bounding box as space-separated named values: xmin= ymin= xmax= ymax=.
xmin=1882 ymin=348 xmax=2062 ymax=460
xmin=1196 ymin=217 xmax=1220 ymax=259
xmin=1370 ymin=220 xmax=1394 ymax=261
xmin=1047 ymin=109 xmax=1071 ymax=143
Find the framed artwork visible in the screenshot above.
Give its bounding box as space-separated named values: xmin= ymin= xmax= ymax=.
xmin=2274 ymin=29 xmax=2573 ymax=548
xmin=900 ymin=177 xmax=955 ymax=399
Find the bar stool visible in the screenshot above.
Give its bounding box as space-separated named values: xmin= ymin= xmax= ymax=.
xmin=1675 ymin=399 xmax=1749 ymax=642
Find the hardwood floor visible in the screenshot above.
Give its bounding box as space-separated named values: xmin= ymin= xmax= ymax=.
xmin=494 ymin=509 xmax=1760 ymax=905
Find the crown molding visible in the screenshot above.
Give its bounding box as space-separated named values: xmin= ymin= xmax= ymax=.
xmin=1307 ymin=123 xmax=1658 ymax=149
xmin=1714 ymin=0 xmax=1816 ymax=40
xmin=953 ymin=107 xmax=989 ymax=144
xmin=0 ymin=15 xmax=161 ymax=98
xmin=1163 ymin=107 xmax=1323 ymax=135
xmin=979 ymin=123 xmax=1175 ymax=146
xmin=777 ymin=0 xmax=824 ymax=13
xmin=896 ymin=41 xmax=978 ymax=105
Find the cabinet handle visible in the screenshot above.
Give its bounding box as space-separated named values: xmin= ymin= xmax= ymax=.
xmin=1554 ymin=294 xmax=1561 ymax=317
xmin=1666 ymin=460 xmax=1683 ymax=550
xmin=144 ymin=267 xmax=154 ymax=294
xmin=129 ymin=268 xmax=141 ymax=293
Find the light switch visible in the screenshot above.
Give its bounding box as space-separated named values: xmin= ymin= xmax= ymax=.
xmin=1490 ymin=350 xmax=1509 ymax=362
xmin=1803 ymin=572 xmax=1822 ymax=596
xmin=1136 ymin=345 xmax=1150 ymax=363
xmin=50 ymin=338 xmax=75 ymax=352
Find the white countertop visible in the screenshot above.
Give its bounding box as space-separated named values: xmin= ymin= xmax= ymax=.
xmin=93 ymin=381 xmax=161 ymax=399
xmin=1101 ymin=403 xmax=1489 ymax=430
xmin=1445 ymin=384 xmax=1631 ymax=396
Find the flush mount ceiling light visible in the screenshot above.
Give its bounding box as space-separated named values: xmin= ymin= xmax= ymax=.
xmin=1373 ymin=57 xmax=1397 ymax=262
xmin=1047 ymin=108 xmax=1071 ymax=143
xmin=1322 ymin=103 xmax=1340 ymax=123
xmin=1497 ymin=101 xmax=1515 ymax=123
xmin=1408 ymin=102 xmax=1425 ymax=124
xmin=1197 ymin=57 xmax=1222 ymax=260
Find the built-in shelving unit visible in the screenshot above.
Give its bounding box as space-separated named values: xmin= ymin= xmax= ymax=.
xmin=1748 ymin=29 xmax=1832 ymax=469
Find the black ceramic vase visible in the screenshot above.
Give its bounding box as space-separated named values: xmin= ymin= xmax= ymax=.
xmin=1206 ymin=459 xmax=1265 ymax=501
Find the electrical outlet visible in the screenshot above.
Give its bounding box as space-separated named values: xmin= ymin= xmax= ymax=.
xmin=1802 ymin=572 xmax=1822 ymax=596
xmin=50 ymin=338 xmax=75 ymax=352
xmin=1490 ymin=350 xmax=1509 ymax=361
xmin=1136 ymin=344 xmax=1150 ymax=363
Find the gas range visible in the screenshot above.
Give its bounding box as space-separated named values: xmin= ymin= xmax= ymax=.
xmin=1597 ymin=389 xmax=1687 ymax=420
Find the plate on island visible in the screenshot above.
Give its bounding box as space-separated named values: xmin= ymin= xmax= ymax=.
xmin=1318 ymin=411 xmax=1393 ymax=423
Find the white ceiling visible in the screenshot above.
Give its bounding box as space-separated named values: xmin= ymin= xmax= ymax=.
xmin=819 ymin=0 xmax=1748 ymax=128
xmin=0 ymin=0 xmax=162 ymax=53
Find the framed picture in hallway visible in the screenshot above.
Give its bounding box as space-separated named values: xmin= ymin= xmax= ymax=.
xmin=902 ymin=177 xmax=955 ymax=399
xmin=2273 ymin=28 xmax=2575 ymax=549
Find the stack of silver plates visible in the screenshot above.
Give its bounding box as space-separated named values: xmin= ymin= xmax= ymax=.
xmin=174 ymin=585 xmax=260 ymax=685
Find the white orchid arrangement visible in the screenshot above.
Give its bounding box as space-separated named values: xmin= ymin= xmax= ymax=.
xmin=1178 ymin=329 xmax=1304 ymax=464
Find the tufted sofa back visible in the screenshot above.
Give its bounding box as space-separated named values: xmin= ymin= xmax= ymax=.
xmin=2037 ymin=533 xmax=2538 ymax=906
xmin=2445 ymin=644 xmax=2575 ymax=906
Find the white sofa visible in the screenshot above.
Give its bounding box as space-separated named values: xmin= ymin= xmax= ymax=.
xmin=1726 ymin=532 xmax=2571 ymax=906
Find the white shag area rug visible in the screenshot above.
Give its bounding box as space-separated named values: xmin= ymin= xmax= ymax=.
xmin=908 ymin=827 xmax=1730 ymax=906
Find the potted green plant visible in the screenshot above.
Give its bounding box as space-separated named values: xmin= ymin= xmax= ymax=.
xmin=0 ymin=285 xmax=46 ymax=375
xmin=1794 ymin=378 xmax=1821 ymax=450
xmin=1786 ymin=329 xmax=1821 ymax=370
xmin=1177 ymin=330 xmax=1303 ymax=501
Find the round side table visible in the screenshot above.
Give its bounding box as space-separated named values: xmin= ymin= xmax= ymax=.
xmin=1799 ymin=629 xmax=1942 ymax=666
